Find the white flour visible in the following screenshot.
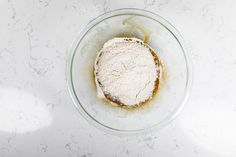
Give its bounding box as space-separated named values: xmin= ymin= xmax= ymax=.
xmin=94 ymin=37 xmax=159 ymax=107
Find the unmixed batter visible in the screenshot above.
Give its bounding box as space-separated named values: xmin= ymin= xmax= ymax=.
xmin=94 ymin=37 xmax=160 ymax=108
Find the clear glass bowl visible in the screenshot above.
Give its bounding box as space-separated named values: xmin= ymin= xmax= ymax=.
xmin=68 ymin=8 xmax=192 ymax=135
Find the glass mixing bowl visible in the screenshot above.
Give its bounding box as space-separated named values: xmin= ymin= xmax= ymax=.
xmin=68 ymin=8 xmax=192 ymax=135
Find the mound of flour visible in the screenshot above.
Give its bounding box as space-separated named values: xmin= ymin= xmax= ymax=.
xmin=94 ymin=37 xmax=160 ymax=107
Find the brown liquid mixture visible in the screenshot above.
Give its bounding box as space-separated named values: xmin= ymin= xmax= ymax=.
xmin=91 ymin=16 xmax=166 ymax=109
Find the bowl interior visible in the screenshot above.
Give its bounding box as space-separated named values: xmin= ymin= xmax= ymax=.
xmin=70 ymin=9 xmax=189 ymax=134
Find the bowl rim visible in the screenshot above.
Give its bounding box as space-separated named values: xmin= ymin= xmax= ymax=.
xmin=67 ymin=8 xmax=193 ymax=136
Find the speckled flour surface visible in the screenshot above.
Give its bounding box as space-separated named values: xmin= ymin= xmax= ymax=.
xmin=94 ymin=37 xmax=159 ymax=106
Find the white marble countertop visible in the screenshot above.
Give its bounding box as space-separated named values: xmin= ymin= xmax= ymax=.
xmin=1 ymin=0 xmax=236 ymax=156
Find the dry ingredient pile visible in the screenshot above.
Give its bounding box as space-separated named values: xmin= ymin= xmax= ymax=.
xmin=94 ymin=37 xmax=160 ymax=108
